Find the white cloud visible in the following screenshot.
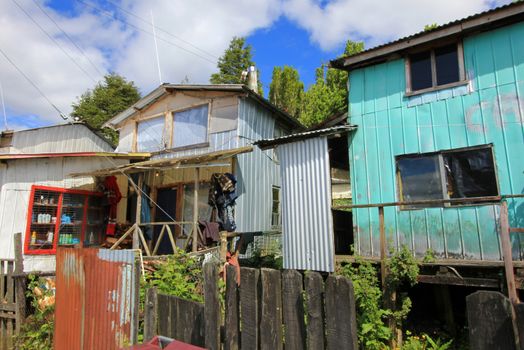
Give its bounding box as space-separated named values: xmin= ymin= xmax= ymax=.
xmin=282 ymin=0 xmax=513 ymax=51
xmin=0 ymin=0 xmax=515 ymax=130
xmin=0 ymin=0 xmax=281 ymax=129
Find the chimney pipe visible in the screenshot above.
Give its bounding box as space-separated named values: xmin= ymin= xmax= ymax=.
xmin=247 ymin=66 xmax=258 ymax=92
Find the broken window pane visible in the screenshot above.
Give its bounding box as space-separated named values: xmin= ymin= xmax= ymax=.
xmin=435 ymin=44 xmax=460 ymax=86
xmin=443 ymin=148 xmax=498 ymax=199
xmin=397 ymin=155 xmax=444 ymax=205
xmin=409 ymin=51 xmax=432 ymax=91
xmin=172 ymin=105 xmax=209 ymax=148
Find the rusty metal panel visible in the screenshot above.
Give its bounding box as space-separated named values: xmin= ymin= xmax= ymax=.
xmin=54 ymin=248 xmax=138 ymax=350
xmin=348 ymin=21 xmax=524 ymax=261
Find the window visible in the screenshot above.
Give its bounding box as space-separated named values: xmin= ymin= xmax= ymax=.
xmin=396 ymin=146 xmax=498 ymax=208
xmin=407 ymin=43 xmax=464 ymax=93
xmin=271 ymin=186 xmax=281 ymax=228
xmin=172 ymin=105 xmax=209 ymax=148
xmin=137 ymin=116 xmax=165 ymax=152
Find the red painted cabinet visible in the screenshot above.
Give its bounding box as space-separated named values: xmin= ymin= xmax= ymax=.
xmin=24 ymin=185 xmax=106 ymax=255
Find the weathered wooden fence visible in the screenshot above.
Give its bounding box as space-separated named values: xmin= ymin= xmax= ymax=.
xmin=467 ymin=291 xmax=524 ymax=350
xmin=0 ymin=233 xmax=27 ymax=350
xmin=145 ymin=263 xmax=358 ymax=350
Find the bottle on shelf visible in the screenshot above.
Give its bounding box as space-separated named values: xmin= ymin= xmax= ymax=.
xmin=89 ymin=232 xmax=95 ymax=245
xmin=47 ymin=231 xmax=53 ymax=243
xmin=31 ymin=231 xmax=36 ymax=245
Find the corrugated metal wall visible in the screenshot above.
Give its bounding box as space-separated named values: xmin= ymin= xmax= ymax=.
xmin=349 ymin=21 xmax=524 ymax=260
xmin=279 ymin=137 xmax=334 ymax=272
xmin=0 ymin=157 xmax=128 ymax=272
xmin=235 ymin=98 xmax=280 ymax=232
xmin=54 ymin=249 xmax=138 ymax=350
xmin=10 ymin=124 xmax=114 ymax=154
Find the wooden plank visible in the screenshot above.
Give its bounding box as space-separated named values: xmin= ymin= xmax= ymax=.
xmin=467 ymin=291 xmax=518 ymax=350
xmin=174 ymin=296 xmax=205 ymax=346
xmin=0 ymin=261 xmax=5 ymax=301
xmin=203 ymin=262 xmax=220 ymax=350
xmin=260 ymin=269 xmax=282 ymax=350
xmin=157 ymin=294 xmax=171 ymax=337
xmin=224 ymin=265 xmax=240 ymax=350
xmin=379 ymin=206 xmax=386 ymax=286
xmin=5 ymin=263 xmax=13 ymax=304
xmin=14 ymin=232 xmax=26 ymax=333
xmin=282 ymin=270 xmax=306 ymax=350
xmin=240 ymin=267 xmax=261 ymax=350
xmin=305 ymin=272 xmax=325 ymax=350
xmin=500 ymin=201 xmax=519 ymax=303
xmin=143 ymin=288 xmax=158 ymax=342
xmin=325 ymin=275 xmax=358 ymax=350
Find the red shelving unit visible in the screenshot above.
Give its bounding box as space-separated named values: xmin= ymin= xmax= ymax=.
xmin=24 ymin=185 xmax=105 ymax=255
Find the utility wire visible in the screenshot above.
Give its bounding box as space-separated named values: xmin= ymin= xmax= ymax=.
xmin=31 ymin=0 xmax=106 ymax=77
xmin=77 ymin=0 xmax=217 ymax=65
xmin=11 ymin=0 xmax=98 ymax=83
xmin=102 ymin=0 xmax=218 ymax=60
xmin=0 ymin=46 xmax=68 ymax=119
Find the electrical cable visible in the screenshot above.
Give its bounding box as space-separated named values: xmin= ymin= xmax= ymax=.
xmin=31 ymin=0 xmax=106 ymax=77
xmin=0 ymin=46 xmax=68 ymax=119
xmin=11 ymin=0 xmax=98 ymax=83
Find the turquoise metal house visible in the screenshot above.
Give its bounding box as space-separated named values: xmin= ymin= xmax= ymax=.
xmin=332 ymin=2 xmax=524 ymax=267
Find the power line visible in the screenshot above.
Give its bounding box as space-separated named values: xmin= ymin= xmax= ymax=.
xmin=11 ymin=0 xmax=98 ymax=83
xmin=31 ymin=0 xmax=106 ymax=77
xmin=77 ymin=0 xmax=217 ymax=65
xmin=102 ymin=0 xmax=219 ymax=60
xmin=0 ymin=46 xmax=68 ymax=119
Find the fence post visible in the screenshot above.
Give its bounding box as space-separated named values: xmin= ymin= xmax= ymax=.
xmin=305 ymin=272 xmax=325 ymax=350
xmin=224 ymin=265 xmax=240 ymax=350
xmin=13 ymin=232 xmax=26 ymax=333
xmin=144 ymin=287 xmax=158 ymax=342
xmin=325 ymin=275 xmax=358 ymax=350
xmin=467 ymin=291 xmax=518 ymax=350
xmin=204 ymin=262 xmax=220 ymax=350
xmin=282 ymin=270 xmax=306 ymax=350
xmin=260 ymin=268 xmax=283 ymax=350
xmin=240 ymin=267 xmax=261 ymax=349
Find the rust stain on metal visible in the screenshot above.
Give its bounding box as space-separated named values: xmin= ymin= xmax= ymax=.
xmin=54 ymin=248 xmax=137 ymax=350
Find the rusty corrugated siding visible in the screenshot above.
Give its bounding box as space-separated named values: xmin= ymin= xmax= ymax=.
xmin=54 ymin=248 xmax=138 ymax=350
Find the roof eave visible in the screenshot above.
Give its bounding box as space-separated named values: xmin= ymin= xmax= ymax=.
xmin=331 ymin=2 xmax=524 ymax=71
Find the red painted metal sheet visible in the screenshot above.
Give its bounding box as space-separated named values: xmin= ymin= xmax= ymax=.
xmin=54 ymin=248 xmax=138 ymax=350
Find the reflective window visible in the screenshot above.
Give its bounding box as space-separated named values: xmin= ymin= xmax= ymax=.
xmin=137 ymin=116 xmax=165 ymax=152
xmin=172 ymin=105 xmax=209 ymax=148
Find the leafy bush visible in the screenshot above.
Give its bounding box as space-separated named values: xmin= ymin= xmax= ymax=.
xmin=14 ymin=275 xmax=55 ymax=350
xmin=402 ymin=332 xmax=453 ymax=350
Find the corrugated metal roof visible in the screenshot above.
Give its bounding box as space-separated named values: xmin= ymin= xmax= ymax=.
xmin=254 ymin=125 xmax=357 ymax=150
xmin=0 ymin=152 xmax=149 ymax=160
xmin=8 ymin=123 xmax=115 ymax=154
xmin=104 ymin=84 xmax=303 ymax=130
xmin=331 ymin=1 xmax=524 ymax=70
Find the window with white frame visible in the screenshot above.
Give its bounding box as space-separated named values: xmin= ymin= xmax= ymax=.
xmin=407 ymin=43 xmax=465 ymax=93
xmin=271 ymin=186 xmax=281 ymax=228
xmin=172 ymin=104 xmax=209 ymax=148
xmin=136 ymin=116 xmax=166 ymax=152
xmin=396 ymin=146 xmax=498 ymax=208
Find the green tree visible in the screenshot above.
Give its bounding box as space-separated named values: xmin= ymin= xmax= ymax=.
xmin=300 ymin=40 xmax=364 ymax=127
xmin=210 ymin=37 xmax=263 ymax=94
xmin=268 ymin=66 xmax=304 ymax=118
xmin=71 ymin=73 xmax=141 ymax=144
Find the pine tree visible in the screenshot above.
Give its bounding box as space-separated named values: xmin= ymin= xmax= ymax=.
xmin=71 ymin=73 xmax=141 ymax=144
xmin=268 ymin=66 xmax=304 ymax=118
xmin=210 ymin=37 xmax=263 ymax=94
xmin=300 ymin=40 xmax=364 ymax=127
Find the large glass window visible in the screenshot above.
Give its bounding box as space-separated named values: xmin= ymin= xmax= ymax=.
xmin=397 ymin=146 xmax=498 ymax=208
xmin=172 ymin=105 xmax=209 ymax=148
xmin=137 ymin=116 xmax=165 ymax=152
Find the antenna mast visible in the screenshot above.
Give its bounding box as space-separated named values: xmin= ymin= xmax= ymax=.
xmin=151 ymin=10 xmax=163 ymax=85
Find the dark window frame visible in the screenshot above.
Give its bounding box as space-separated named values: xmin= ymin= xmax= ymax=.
xmin=396 ymin=145 xmax=499 ymax=210
xmin=271 ymin=185 xmax=281 ymax=229
xmin=405 ymin=41 xmax=467 ymax=96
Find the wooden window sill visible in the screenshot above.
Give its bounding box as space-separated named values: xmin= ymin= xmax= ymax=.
xmin=405 ymin=80 xmax=469 ymax=97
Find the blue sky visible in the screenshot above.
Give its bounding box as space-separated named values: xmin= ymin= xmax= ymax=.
xmin=0 ymin=0 xmax=511 ymax=130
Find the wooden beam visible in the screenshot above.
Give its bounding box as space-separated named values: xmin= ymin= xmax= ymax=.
xmin=134 ymin=173 xmax=144 ymax=250
xmin=192 ymin=167 xmax=200 ymax=253
xmin=417 ymin=274 xmax=500 ymax=288
xmin=500 ymin=201 xmax=519 ymax=303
